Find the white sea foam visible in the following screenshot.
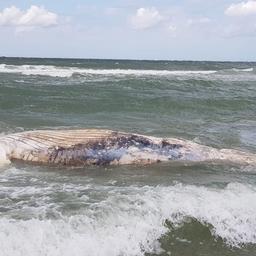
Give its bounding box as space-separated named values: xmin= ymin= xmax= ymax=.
xmin=0 ymin=182 xmax=255 ymax=256
xmin=0 ymin=64 xmax=217 ymax=78
xmin=232 ymin=68 xmax=254 ymax=72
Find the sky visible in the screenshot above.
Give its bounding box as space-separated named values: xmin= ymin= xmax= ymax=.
xmin=0 ymin=0 xmax=256 ymax=61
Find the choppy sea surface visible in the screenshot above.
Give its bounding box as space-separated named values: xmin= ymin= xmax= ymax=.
xmin=0 ymin=57 xmax=256 ymax=256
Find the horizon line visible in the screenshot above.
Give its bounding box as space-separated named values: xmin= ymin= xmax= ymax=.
xmin=0 ymin=55 xmax=255 ymax=63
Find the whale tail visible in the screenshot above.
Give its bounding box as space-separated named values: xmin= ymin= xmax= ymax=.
xmin=218 ymin=148 xmax=256 ymax=166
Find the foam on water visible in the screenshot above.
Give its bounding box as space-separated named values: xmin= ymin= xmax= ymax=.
xmin=0 ymin=64 xmax=217 ymax=78
xmin=232 ymin=68 xmax=254 ymax=72
xmin=0 ymin=181 xmax=256 ymax=256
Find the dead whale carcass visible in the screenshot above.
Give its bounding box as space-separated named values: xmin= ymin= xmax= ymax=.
xmin=0 ymin=129 xmax=255 ymax=166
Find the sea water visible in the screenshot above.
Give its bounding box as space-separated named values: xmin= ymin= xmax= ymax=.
xmin=0 ymin=57 xmax=256 ymax=256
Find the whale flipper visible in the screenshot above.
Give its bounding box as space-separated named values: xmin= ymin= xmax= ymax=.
xmin=0 ymin=129 xmax=255 ymax=166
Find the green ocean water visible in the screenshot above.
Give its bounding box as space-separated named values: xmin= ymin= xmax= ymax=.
xmin=0 ymin=57 xmax=256 ymax=256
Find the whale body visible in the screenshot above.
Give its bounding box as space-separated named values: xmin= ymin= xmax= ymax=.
xmin=0 ymin=129 xmax=255 ymax=166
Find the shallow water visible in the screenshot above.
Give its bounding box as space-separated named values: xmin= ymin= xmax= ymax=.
xmin=0 ymin=57 xmax=256 ymax=256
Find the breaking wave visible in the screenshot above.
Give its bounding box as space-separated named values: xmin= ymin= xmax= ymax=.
xmin=0 ymin=180 xmax=256 ymax=256
xmin=0 ymin=64 xmax=217 ymax=78
xmin=232 ymin=68 xmax=253 ymax=72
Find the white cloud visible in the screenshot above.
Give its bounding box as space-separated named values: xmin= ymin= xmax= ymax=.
xmin=167 ymin=24 xmax=177 ymax=37
xmin=187 ymin=17 xmax=211 ymax=26
xmin=225 ymin=1 xmax=256 ymax=16
xmin=168 ymin=24 xmax=177 ymax=32
xmin=0 ymin=5 xmax=58 ymax=28
xmin=130 ymin=7 xmax=163 ymax=29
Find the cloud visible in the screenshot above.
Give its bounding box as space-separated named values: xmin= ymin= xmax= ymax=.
xmin=130 ymin=7 xmax=163 ymax=29
xmin=168 ymin=24 xmax=177 ymax=32
xmin=0 ymin=5 xmax=58 ymax=28
xmin=225 ymin=1 xmax=256 ymax=16
xmin=187 ymin=17 xmax=211 ymax=26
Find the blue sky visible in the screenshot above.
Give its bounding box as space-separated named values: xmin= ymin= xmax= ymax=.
xmin=0 ymin=0 xmax=256 ymax=61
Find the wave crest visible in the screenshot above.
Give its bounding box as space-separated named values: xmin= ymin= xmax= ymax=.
xmin=0 ymin=182 xmax=256 ymax=255
xmin=0 ymin=64 xmax=217 ymax=78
